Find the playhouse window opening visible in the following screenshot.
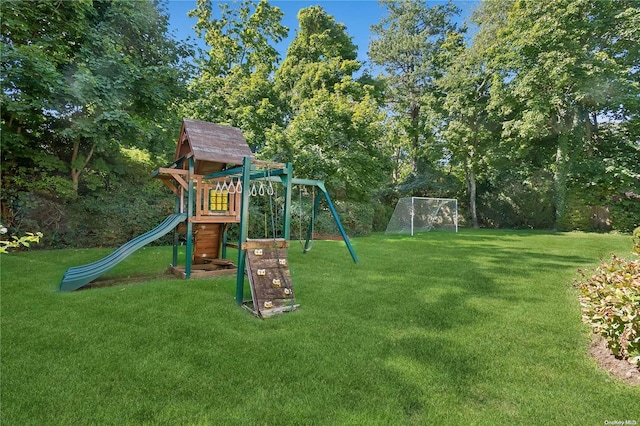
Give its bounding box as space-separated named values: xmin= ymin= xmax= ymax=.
xmin=209 ymin=189 xmax=229 ymax=212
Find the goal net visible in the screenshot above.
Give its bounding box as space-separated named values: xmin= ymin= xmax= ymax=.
xmin=385 ymin=197 xmax=458 ymax=235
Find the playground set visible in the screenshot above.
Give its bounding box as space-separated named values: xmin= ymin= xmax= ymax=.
xmin=60 ymin=119 xmax=358 ymax=317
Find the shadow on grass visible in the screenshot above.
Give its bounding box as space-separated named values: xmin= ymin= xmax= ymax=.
xmin=3 ymin=230 xmax=634 ymax=424
xmin=337 ymin=230 xmax=600 ymax=417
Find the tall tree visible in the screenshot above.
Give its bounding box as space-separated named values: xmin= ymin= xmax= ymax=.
xmin=275 ymin=6 xmax=360 ymax=113
xmin=185 ymin=0 xmax=288 ymax=150
xmin=437 ymin=31 xmax=496 ymax=228
xmin=1 ymin=0 xmax=190 ymax=197
xmin=369 ymin=0 xmax=463 ymax=180
xmin=474 ymin=0 xmax=639 ymax=228
xmin=267 ymin=6 xmax=390 ymax=201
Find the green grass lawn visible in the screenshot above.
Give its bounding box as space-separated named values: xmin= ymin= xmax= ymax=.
xmin=1 ymin=229 xmax=639 ymax=425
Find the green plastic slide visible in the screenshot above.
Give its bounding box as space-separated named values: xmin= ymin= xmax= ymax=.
xmin=60 ymin=213 xmax=187 ymax=291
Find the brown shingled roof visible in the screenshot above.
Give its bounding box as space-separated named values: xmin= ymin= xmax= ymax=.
xmin=175 ymin=119 xmax=254 ymax=174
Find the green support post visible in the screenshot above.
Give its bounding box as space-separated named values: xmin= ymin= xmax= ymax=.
xmin=318 ymin=183 xmax=358 ymax=264
xmin=235 ymin=156 xmax=252 ymax=305
xmin=281 ymin=163 xmax=293 ymax=240
xmin=291 ymin=178 xmax=358 ymax=264
xmin=185 ymin=157 xmax=195 ymax=279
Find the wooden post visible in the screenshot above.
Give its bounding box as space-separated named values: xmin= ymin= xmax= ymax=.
xmin=221 ymin=224 xmax=228 ymax=259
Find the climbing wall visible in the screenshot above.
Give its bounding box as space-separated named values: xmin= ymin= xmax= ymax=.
xmin=244 ymin=239 xmax=298 ymax=318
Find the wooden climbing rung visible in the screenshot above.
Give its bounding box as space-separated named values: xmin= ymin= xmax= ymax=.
xmin=241 ymin=238 xmax=289 ymax=250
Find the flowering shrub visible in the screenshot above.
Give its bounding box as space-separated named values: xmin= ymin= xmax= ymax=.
xmin=0 ymin=225 xmax=43 ymax=253
xmin=575 ymin=254 xmax=640 ymax=366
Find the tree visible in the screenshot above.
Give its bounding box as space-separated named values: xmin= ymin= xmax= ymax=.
xmin=437 ymin=31 xmax=496 ymax=228
xmin=266 ymin=6 xmax=391 ymax=201
xmin=369 ymin=0 xmax=464 ymax=180
xmin=274 ymin=6 xmax=360 ymax=113
xmin=185 ymin=0 xmax=288 ymax=150
xmin=474 ymin=0 xmax=639 ymax=228
xmin=1 ymin=0 xmax=92 ymax=199
xmin=1 ymin=0 xmax=190 ymax=198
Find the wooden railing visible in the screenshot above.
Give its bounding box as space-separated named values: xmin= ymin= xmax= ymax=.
xmin=153 ymin=168 xmax=242 ymax=223
xmin=194 ymin=177 xmax=241 ymax=223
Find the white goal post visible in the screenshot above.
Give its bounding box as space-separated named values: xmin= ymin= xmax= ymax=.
xmin=385 ymin=197 xmax=458 ymax=235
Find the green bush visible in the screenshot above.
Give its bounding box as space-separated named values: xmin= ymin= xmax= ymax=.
xmin=478 ymin=183 xmax=555 ymax=229
xmin=68 ymin=188 xmax=174 ymax=247
xmin=575 ymin=254 xmax=640 ymax=366
xmin=632 ymin=226 xmax=640 ymax=253
xmin=559 ymin=193 xmax=592 ymax=231
xmin=288 ymin=196 xmax=374 ymax=238
xmin=609 ymin=195 xmax=640 ymax=233
xmin=333 ymin=200 xmax=374 ymax=237
xmin=372 ymin=200 xmax=394 ymax=232
xmin=0 ymin=224 xmax=43 ymax=253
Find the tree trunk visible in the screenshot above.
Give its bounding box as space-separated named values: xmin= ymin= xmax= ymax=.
xmin=393 ymin=146 xmax=402 ymax=183
xmin=70 ymin=139 xmax=96 ymax=195
xmin=409 ymin=103 xmax=421 ymax=173
xmin=553 ymin=132 xmax=569 ymax=230
xmin=468 ymin=168 xmax=478 ymax=228
xmin=468 ymin=129 xmax=480 ymax=228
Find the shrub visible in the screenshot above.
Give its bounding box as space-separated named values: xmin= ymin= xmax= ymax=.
xmin=372 ymin=200 xmax=394 ymax=232
xmin=477 ymin=179 xmax=555 ymax=229
xmin=336 ymin=200 xmax=375 ymax=236
xmin=633 ymin=227 xmax=640 ymax=253
xmin=0 ymin=225 xmax=43 ymax=253
xmin=575 ymin=254 xmax=640 ymax=366
xmin=609 ymin=192 xmax=640 ymax=233
xmin=560 ymin=192 xmax=592 ymax=231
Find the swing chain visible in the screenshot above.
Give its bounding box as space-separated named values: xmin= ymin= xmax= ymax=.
xmin=266 ymin=167 xmax=295 ymax=309
xmin=298 ymin=186 xmax=315 ymax=252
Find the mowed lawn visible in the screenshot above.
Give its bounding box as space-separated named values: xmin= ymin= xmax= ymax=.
xmin=1 ymin=229 xmax=639 ymax=425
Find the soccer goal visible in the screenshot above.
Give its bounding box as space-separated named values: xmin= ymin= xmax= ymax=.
xmin=385 ymin=197 xmax=458 ymax=235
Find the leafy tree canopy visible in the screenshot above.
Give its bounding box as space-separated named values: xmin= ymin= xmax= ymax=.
xmin=1 ymin=0 xmax=191 ymax=197
xmin=369 ymin=0 xmax=464 ymax=179
xmin=185 ymin=0 xmax=287 ymax=150
xmin=266 ymin=6 xmax=391 ymax=201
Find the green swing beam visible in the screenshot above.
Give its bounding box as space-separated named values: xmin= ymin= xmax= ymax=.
xmin=234 ymin=158 xmax=294 ymax=304
xmin=232 ymin=157 xmax=358 ymax=305
xmin=238 ymin=175 xmax=358 ymax=264
xmin=291 ymin=178 xmax=358 ymax=265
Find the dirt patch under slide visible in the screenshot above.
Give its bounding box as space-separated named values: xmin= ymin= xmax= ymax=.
xmin=589 ymin=334 xmax=640 ymax=386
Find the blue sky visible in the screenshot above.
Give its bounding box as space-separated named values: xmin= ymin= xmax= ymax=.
xmin=166 ymin=1 xmax=478 ymax=64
